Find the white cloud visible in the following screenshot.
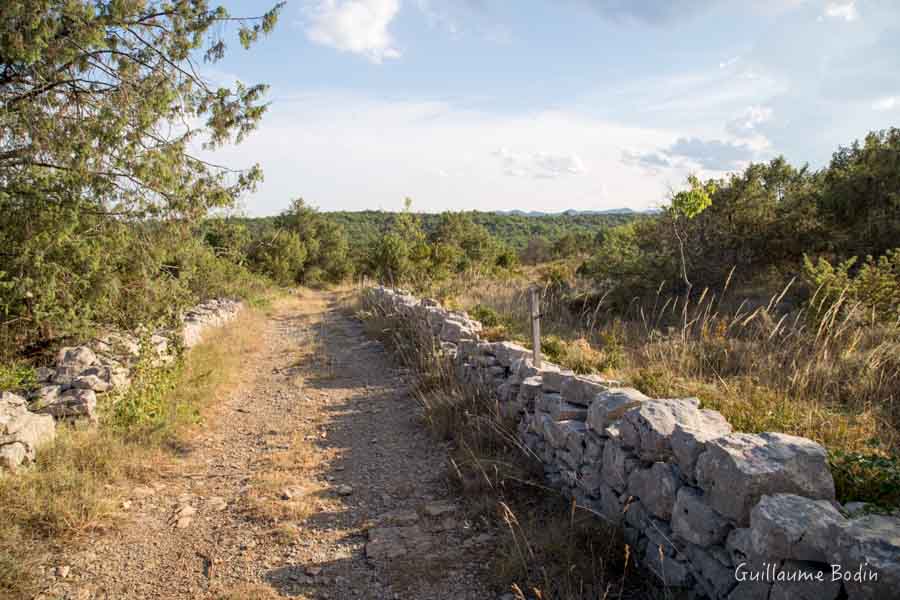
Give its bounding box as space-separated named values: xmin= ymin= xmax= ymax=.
xmin=304 ymin=0 xmax=401 ymax=63
xmin=872 ymin=96 xmax=899 ymax=111
xmin=493 ymin=148 xmax=587 ymax=178
xmin=823 ymin=1 xmax=858 ymax=21
xmin=623 ymin=137 xmax=760 ymax=174
xmin=197 ymin=92 xmax=674 ymax=214
xmin=726 ymin=105 xmax=774 ymax=137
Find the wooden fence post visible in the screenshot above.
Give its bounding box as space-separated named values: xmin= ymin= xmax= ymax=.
xmin=529 ymin=286 xmax=542 ymax=367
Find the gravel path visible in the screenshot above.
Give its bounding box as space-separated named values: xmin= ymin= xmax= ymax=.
xmin=45 ymin=290 xmax=495 ymax=600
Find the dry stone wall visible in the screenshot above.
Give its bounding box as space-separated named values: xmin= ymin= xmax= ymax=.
xmin=365 ymin=286 xmax=900 ymax=600
xmin=1 ymin=298 xmax=242 ymax=471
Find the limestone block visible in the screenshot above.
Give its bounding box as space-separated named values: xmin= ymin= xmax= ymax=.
xmin=56 ymin=346 xmax=97 ymax=370
xmin=586 ymin=388 xmax=649 ymax=433
xmin=72 ymin=375 xmax=112 ymax=393
xmin=768 ymin=561 xmax=842 ymax=600
xmin=601 ymin=440 xmax=638 ymax=492
xmin=628 ymin=462 xmax=681 ymax=520
xmin=560 ymin=374 xmax=613 ymax=407
xmin=829 ymin=513 xmax=900 ymax=600
xmin=671 ymin=486 xmax=732 ymax=546
xmin=695 ymin=433 xmax=835 ymax=525
xmin=671 ymin=408 xmax=732 ymax=479
xmin=541 ymin=368 xmax=574 ymax=393
xmin=749 ymin=494 xmax=846 ymax=563
xmin=681 ymin=542 xmax=739 ymax=599
xmin=1 ymin=392 xmax=55 ymax=470
xmin=489 ymin=341 xmax=530 ymax=367
xmin=33 ymin=388 xmax=97 ymax=421
xmin=620 ymin=398 xmax=719 ymax=462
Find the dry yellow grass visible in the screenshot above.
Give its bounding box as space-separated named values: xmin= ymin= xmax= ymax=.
xmin=0 ymin=292 xmax=285 ymax=599
xmin=423 ymin=270 xmax=900 ymax=506
xmin=241 ymin=435 xmax=329 ymax=524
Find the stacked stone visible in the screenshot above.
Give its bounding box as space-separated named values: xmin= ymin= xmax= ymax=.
xmin=181 ymin=298 xmax=243 ymax=348
xmin=365 ymin=286 xmax=900 ymax=600
xmin=1 ymin=391 xmax=56 ymax=471
xmin=1 ymin=298 xmax=242 ymax=471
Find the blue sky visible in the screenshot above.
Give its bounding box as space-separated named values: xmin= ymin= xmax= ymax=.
xmin=203 ymin=1 xmax=900 ymax=215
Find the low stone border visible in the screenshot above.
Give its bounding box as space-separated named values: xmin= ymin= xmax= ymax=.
xmin=1 ymin=298 xmax=242 ymax=471
xmin=365 ymin=286 xmax=899 ymax=600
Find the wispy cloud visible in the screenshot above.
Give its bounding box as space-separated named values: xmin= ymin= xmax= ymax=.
xmin=579 ymin=0 xmax=717 ymax=25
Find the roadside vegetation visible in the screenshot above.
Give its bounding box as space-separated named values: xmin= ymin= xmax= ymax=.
xmin=359 ymin=303 xmax=656 ymax=600
xmin=0 ymin=299 xmax=278 ymax=598
xmin=2 ymin=3 xmax=899 ymax=596
xmin=379 ymin=130 xmax=900 ymax=510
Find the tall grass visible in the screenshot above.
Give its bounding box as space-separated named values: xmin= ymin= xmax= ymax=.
xmin=359 ymin=296 xmax=658 ymax=599
xmin=427 ymin=269 xmax=900 ymax=508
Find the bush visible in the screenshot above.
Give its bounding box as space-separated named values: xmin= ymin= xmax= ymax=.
xmin=804 ymin=249 xmax=900 ymax=322
xmin=470 ymin=304 xmax=503 ymax=328
xmin=830 ymin=448 xmax=900 ymax=509
xmin=249 ymin=231 xmax=308 ymax=286
xmin=0 ymin=362 xmax=36 ymax=392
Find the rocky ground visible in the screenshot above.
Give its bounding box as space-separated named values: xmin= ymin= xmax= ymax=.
xmin=41 ymin=290 xmax=496 ymax=600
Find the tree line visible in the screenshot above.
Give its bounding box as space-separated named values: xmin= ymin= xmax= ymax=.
xmin=579 ymin=128 xmax=900 ymax=319
xmin=3 ymin=1 xmax=898 ymax=362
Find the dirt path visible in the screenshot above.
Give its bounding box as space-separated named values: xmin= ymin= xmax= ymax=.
xmin=47 ymin=290 xmax=495 ymax=600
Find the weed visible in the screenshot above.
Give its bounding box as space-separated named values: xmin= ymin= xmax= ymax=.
xmin=0 ymin=301 xmax=275 ymax=599
xmin=0 ymin=361 xmax=37 ymax=393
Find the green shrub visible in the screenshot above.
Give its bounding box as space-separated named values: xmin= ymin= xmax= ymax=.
xmin=830 ymin=447 xmax=900 ymax=509
xmin=804 ymin=249 xmax=900 ymax=321
xmin=470 ymin=304 xmax=503 ymax=328
xmin=0 ymin=362 xmax=37 ymax=392
xmin=248 ymin=231 xmax=308 ymax=286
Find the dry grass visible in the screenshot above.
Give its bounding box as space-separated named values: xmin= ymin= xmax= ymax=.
xmin=0 ymin=292 xmax=285 ymax=599
xmin=360 ymin=296 xmax=657 ymax=599
xmin=431 ymin=270 xmax=900 ymax=507
xmin=241 ymin=434 xmax=327 ymax=525
xmin=239 ymin=290 xmax=338 ymax=528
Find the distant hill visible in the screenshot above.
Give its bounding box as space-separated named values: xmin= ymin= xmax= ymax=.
xmin=497 ymin=208 xmax=639 ymax=217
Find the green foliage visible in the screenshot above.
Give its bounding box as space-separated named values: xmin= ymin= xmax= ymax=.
xmin=580 ymin=130 xmax=900 ymax=305
xmin=671 ymin=174 xmax=716 ymax=219
xmin=249 ymin=231 xmax=308 ymax=286
xmin=2 ymin=0 xmax=282 ymax=217
xmin=324 ymin=209 xmax=636 ymax=258
xmin=273 ymin=199 xmax=353 ymax=285
xmin=804 ymin=250 xmax=900 ymax=321
xmin=470 ymin=304 xmax=503 ymax=328
xmin=578 ymin=221 xmax=671 ymax=305
xmin=820 ymin=129 xmax=900 ymax=259
xmin=108 ymin=357 xmax=184 ymax=438
xmin=202 ymin=219 xmax=252 ymax=265
xmin=830 ymin=447 xmax=900 ymax=509
xmin=0 ymin=362 xmax=36 ymax=392
xmin=1 ymin=1 xmax=283 ymax=357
